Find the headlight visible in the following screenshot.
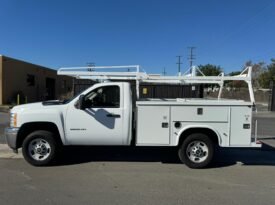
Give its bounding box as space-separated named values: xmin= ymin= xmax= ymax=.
xmin=10 ymin=113 xmax=17 ymax=127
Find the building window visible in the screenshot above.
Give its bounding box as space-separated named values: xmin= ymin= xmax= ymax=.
xmin=27 ymin=74 xmax=35 ymax=86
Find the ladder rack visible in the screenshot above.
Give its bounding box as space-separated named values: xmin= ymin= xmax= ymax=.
xmin=58 ymin=65 xmax=255 ymax=103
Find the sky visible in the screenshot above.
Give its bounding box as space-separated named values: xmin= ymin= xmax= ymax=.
xmin=0 ymin=0 xmax=275 ymax=75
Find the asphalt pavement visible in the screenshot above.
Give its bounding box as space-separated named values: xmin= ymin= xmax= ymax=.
xmin=0 ymin=146 xmax=275 ymax=205
xmin=0 ymin=112 xmax=9 ymax=144
xmin=1 ymin=111 xmax=275 ymax=205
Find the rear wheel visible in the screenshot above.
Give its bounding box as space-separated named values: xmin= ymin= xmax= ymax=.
xmin=178 ymin=133 xmax=214 ymax=168
xmin=22 ymin=130 xmax=58 ymax=166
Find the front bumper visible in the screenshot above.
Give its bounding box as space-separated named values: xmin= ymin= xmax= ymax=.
xmin=5 ymin=127 xmax=19 ymax=151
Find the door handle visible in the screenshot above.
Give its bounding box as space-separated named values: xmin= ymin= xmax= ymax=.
xmin=106 ymin=113 xmax=121 ymax=118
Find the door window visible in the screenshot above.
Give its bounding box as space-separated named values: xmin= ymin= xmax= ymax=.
xmin=84 ymin=86 xmax=120 ymax=108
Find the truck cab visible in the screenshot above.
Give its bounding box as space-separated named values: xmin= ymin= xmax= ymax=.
xmin=65 ymin=82 xmax=132 ymax=145
xmin=6 ymin=82 xmax=133 ymax=166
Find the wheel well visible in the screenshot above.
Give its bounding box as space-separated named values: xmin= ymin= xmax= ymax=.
xmin=16 ymin=122 xmax=62 ymax=148
xmin=178 ymin=128 xmax=219 ymax=146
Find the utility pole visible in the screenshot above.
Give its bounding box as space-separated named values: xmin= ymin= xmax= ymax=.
xmin=176 ymin=56 xmax=182 ymax=75
xmin=188 ymin=47 xmax=196 ymax=69
xmin=87 ymin=62 xmax=95 ymax=71
xmin=162 ymin=67 xmax=167 ymax=76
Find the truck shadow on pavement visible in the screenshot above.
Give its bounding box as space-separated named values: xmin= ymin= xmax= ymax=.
xmin=212 ymin=143 xmax=275 ymax=168
xmin=56 ymin=143 xmax=275 ymax=168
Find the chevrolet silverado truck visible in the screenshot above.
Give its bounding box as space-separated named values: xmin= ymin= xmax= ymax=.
xmin=5 ymin=65 xmax=261 ymax=168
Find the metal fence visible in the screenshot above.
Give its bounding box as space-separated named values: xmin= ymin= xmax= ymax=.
xmin=138 ymin=84 xmax=203 ymax=99
xmin=73 ymin=80 xmax=203 ymax=101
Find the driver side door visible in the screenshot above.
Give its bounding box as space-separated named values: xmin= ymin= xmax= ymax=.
xmin=65 ymin=85 xmax=124 ymax=145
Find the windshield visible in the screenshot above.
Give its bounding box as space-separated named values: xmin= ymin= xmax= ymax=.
xmin=60 ymin=86 xmax=93 ymax=104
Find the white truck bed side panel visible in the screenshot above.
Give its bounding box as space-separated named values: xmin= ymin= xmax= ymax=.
xmin=136 ymin=100 xmax=253 ymax=147
xmin=136 ymin=106 xmax=170 ymax=145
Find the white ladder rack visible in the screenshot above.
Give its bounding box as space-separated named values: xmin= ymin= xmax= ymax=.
xmin=58 ymin=65 xmax=255 ymax=103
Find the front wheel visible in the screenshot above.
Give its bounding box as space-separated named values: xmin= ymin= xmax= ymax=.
xmin=22 ymin=130 xmax=58 ymax=166
xmin=178 ymin=133 xmax=214 ymax=169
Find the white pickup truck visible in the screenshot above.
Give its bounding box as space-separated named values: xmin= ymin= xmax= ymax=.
xmin=5 ymin=65 xmax=261 ymax=168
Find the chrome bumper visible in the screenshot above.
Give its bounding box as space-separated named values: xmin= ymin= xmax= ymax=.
xmin=5 ymin=127 xmax=19 ymax=151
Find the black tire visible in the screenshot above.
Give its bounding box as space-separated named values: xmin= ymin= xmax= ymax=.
xmin=22 ymin=130 xmax=58 ymax=166
xmin=178 ymin=133 xmax=214 ymax=169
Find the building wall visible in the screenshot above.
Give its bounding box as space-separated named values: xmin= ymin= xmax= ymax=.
xmin=1 ymin=56 xmax=73 ymax=105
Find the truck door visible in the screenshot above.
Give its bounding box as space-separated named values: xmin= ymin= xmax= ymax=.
xmin=65 ymin=85 xmax=124 ymax=145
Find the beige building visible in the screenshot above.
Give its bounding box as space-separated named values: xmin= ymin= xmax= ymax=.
xmin=0 ymin=55 xmax=73 ymax=105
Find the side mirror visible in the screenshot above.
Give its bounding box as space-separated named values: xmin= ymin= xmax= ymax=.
xmin=79 ymin=95 xmax=85 ymax=110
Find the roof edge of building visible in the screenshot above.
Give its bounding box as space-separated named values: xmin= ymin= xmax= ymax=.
xmin=1 ymin=55 xmax=57 ymax=72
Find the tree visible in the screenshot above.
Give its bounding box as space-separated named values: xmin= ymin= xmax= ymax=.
xmin=250 ymin=61 xmax=265 ymax=88
xmin=228 ymin=71 xmax=241 ymax=76
xmin=197 ymin=64 xmax=223 ymax=76
xmin=258 ymin=59 xmax=275 ymax=88
xmin=196 ymin=64 xmax=223 ymax=89
xmin=258 ymin=72 xmax=271 ymax=88
xmin=228 ymin=61 xmax=266 ymax=89
xmin=226 ymin=71 xmax=245 ymax=88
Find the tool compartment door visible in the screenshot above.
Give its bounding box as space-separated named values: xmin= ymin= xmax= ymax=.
xmin=230 ymin=106 xmax=252 ymax=146
xmin=136 ymin=106 xmax=170 ymax=145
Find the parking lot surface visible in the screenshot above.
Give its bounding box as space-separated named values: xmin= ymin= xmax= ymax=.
xmin=1 ymin=146 xmax=275 ymax=205
xmin=1 ymin=111 xmax=275 ymax=205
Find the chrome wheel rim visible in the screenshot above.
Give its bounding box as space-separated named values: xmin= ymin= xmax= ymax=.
xmin=186 ymin=141 xmax=208 ymax=163
xmin=28 ymin=138 xmax=51 ymax=161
